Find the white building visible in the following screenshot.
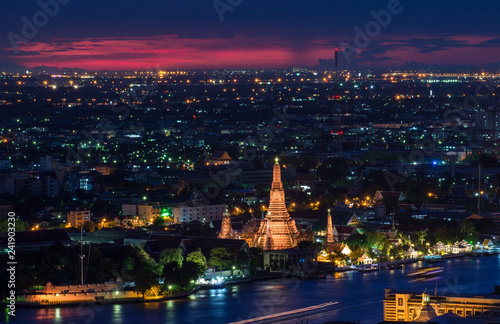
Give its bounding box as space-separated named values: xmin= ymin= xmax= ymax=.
xmin=120 ymin=203 xmax=173 ymax=222
xmin=138 ymin=203 xmax=161 ymax=221
xmin=173 ymin=204 xmax=226 ymax=223
xmin=67 ymin=210 xmax=91 ymax=227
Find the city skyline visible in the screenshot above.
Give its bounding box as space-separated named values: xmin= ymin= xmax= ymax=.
xmin=2 ymin=2 xmax=500 ymax=323
xmin=1 ymin=1 xmax=500 ymax=71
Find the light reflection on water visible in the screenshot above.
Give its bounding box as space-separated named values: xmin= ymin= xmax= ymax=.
xmin=112 ymin=304 xmax=122 ymax=324
xmin=10 ymin=255 xmax=500 ymax=324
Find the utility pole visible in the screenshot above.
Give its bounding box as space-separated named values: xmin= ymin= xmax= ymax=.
xmin=80 ymin=225 xmax=85 ymax=285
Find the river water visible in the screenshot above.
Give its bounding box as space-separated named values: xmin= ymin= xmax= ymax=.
xmin=9 ymin=255 xmax=500 ymax=324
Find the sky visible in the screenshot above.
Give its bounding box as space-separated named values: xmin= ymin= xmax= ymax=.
xmin=1 ymin=0 xmax=500 ymax=71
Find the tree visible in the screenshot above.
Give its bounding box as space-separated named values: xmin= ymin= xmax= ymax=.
xmin=350 ymin=247 xmax=365 ymax=262
xmin=83 ymin=221 xmax=98 ymax=232
xmin=209 ymin=247 xmax=233 ymax=271
xmin=123 ymin=256 xmax=134 ymax=272
xmin=0 ymin=218 xmax=28 ymax=232
xmin=177 ymin=261 xmax=202 ymax=290
xmin=347 ymin=233 xmax=367 ymax=249
xmin=153 ymin=216 xmax=165 ymax=226
xmin=159 ymin=248 xmax=183 ymax=268
xmin=459 ymin=220 xmax=479 ymax=244
xmin=128 ymin=245 xmax=160 ymax=276
xmin=135 ymin=268 xmax=158 ymax=298
xmin=412 ymin=230 xmax=429 ymax=246
xmin=249 ymin=247 xmax=263 ymax=275
xmin=365 ymin=231 xmax=387 ymax=251
xmin=185 ymin=248 xmax=207 ymax=270
xmin=147 ymin=284 xmax=162 ymax=297
xmin=162 ymin=261 xmax=181 ymax=288
xmin=435 ymin=226 xmax=458 ymax=245
xmin=234 ymin=249 xmax=250 ymax=273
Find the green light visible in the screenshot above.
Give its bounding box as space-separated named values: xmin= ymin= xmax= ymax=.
xmin=161 ymin=208 xmax=171 ymax=218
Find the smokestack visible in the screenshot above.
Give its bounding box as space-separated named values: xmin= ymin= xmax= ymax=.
xmin=335 ymin=48 xmax=338 ymax=69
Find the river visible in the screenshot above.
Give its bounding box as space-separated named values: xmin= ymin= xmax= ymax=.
xmin=8 ymin=255 xmax=500 ymax=324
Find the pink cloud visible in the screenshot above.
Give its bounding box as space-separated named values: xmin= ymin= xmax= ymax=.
xmin=6 ymin=34 xmax=334 ymax=70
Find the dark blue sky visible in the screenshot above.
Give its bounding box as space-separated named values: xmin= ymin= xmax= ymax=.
xmin=1 ymin=0 xmax=499 ymax=70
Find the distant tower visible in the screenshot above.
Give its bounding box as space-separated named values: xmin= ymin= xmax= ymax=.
xmin=335 ymin=48 xmax=338 ymax=70
xmin=326 ymin=209 xmax=335 ymax=246
xmin=218 ymin=208 xmax=235 ymax=239
xmin=253 ymin=158 xmax=299 ymax=250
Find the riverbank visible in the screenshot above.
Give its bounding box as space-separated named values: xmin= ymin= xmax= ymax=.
xmin=12 ymin=286 xmax=200 ymax=308
xmin=334 ymin=252 xmax=476 ymax=272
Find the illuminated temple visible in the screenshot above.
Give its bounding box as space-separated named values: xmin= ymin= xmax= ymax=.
xmin=252 ymin=159 xmax=310 ymax=250
xmin=218 ymin=208 xmax=235 ymax=239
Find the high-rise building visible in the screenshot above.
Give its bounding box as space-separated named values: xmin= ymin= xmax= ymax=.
xmin=474 ymin=109 xmax=500 ymax=130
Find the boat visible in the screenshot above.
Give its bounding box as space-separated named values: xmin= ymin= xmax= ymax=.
xmin=357 ymin=263 xmax=379 ymax=272
xmin=380 ymin=263 xmax=403 ymax=270
xmin=388 ymin=263 xmax=403 ymax=269
xmin=196 ymin=277 xmax=225 ymax=289
xmin=228 ymin=301 xmax=339 ymax=324
xmin=423 ymin=255 xmax=443 ymax=263
xmin=407 ymin=267 xmax=443 ymax=278
xmin=442 ymin=252 xmax=465 ymax=259
xmin=468 ymin=250 xmax=495 ymax=256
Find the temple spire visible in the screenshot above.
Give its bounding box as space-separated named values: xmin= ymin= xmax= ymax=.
xmin=218 ymin=207 xmax=235 ymax=239
xmin=326 ymin=209 xmax=334 ymax=245
xmin=272 ymin=157 xmax=282 ymax=187
xmin=253 ymin=161 xmax=303 ymax=250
